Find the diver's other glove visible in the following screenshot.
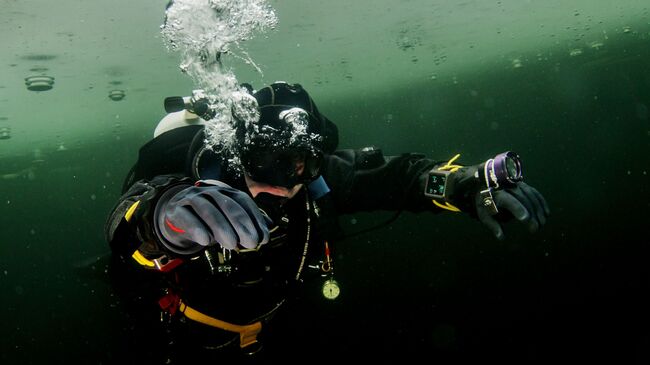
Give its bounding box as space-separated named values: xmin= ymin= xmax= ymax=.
xmin=447 ymin=165 xmax=550 ymax=240
xmin=154 ymin=180 xmax=272 ymax=254
xmin=473 ymin=182 xmax=550 ymax=240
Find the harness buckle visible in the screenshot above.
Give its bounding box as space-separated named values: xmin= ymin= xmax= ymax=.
xmin=153 ymin=255 xmax=184 ymax=272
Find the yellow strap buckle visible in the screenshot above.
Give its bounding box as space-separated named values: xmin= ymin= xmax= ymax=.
xmin=131 ymin=250 xmax=183 ymax=272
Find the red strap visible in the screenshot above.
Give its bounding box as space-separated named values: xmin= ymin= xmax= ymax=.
xmin=158 ymin=292 xmax=181 ymax=315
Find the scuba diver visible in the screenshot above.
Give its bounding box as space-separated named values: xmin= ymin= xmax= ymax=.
xmin=105 ymin=81 xmax=549 ymax=362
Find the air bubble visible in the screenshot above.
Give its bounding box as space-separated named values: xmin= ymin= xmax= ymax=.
xmin=108 ymin=90 xmax=125 ymax=101
xmin=25 ymin=75 xmax=55 ymax=92
xmin=161 ymin=0 xmax=278 ymax=171
xmin=0 ymin=127 xmax=10 ymax=140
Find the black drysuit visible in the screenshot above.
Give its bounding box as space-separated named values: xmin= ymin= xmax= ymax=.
xmin=104 ymin=124 xmax=443 ymax=359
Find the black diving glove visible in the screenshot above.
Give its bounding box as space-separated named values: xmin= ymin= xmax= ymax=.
xmin=473 ymin=181 xmax=550 ymax=240
xmin=154 ymin=180 xmax=272 ymax=254
xmin=446 ymin=164 xmax=550 ymax=240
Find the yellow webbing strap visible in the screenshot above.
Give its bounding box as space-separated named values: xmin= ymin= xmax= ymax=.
xmin=179 ymin=301 xmax=262 ymax=349
xmin=122 ymin=200 xmax=157 ymax=268
xmin=124 ymin=200 xmax=140 ymax=222
xmin=433 ymin=154 xmax=463 ymax=213
xmin=131 ymin=250 xmax=155 ymax=268
xmin=438 ymin=153 xmax=463 ymax=173
xmin=433 ymin=200 xmax=462 ymax=212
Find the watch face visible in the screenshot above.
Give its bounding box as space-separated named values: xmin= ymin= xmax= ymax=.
xmin=322 ymin=279 xmax=340 ymax=300
xmin=425 ymin=172 xmax=447 ymax=198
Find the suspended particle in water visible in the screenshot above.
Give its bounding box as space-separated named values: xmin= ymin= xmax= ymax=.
xmin=33 ymin=148 xmax=43 ymax=161
xmin=589 ymin=41 xmax=604 ymax=50
xmin=623 ymin=26 xmax=631 ymax=33
xmin=569 ymin=48 xmax=583 ymax=57
xmin=636 ymin=103 xmax=648 ymax=120
xmin=512 ymin=58 xmax=523 ymax=68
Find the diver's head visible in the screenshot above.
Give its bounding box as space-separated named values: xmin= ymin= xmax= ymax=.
xmin=236 ymin=82 xmax=325 ymax=189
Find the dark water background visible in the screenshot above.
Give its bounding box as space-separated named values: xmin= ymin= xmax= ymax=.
xmin=1 ymin=32 xmax=649 ymax=363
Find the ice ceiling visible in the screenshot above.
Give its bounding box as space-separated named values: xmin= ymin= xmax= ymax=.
xmin=0 ymin=0 xmax=648 ymax=159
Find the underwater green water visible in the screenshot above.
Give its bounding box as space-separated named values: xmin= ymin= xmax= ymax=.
xmin=1 ymin=5 xmax=650 ymax=365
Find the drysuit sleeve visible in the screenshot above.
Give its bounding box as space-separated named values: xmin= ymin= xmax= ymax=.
xmin=321 ymin=148 xmax=439 ymax=214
